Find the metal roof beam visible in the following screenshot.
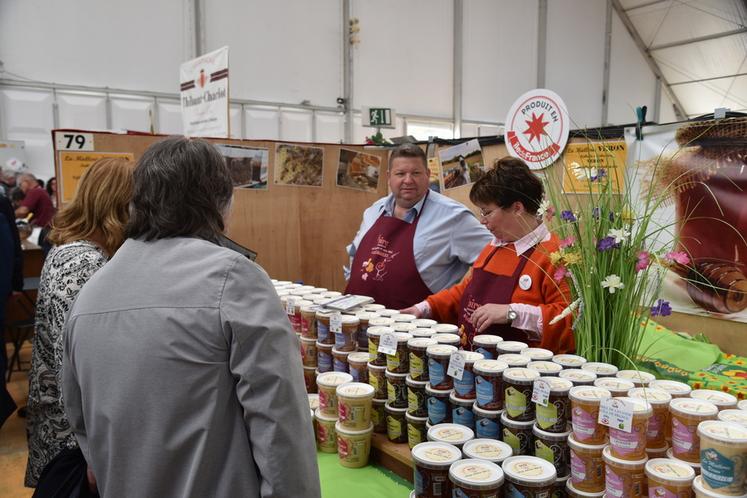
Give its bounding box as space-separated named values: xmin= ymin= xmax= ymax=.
xmin=649 ymin=27 xmax=747 ymax=51
xmin=611 ymin=0 xmax=688 ymax=120
xmin=624 ymin=0 xmax=671 ymax=12
xmin=669 ymin=72 xmax=747 ymax=86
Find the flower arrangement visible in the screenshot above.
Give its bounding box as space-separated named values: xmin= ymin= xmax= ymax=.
xmin=540 ymin=139 xmax=694 ymax=368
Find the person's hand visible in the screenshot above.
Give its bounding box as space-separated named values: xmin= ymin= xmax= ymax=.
xmin=470 ymin=304 xmax=509 ymax=333
xmin=86 ymin=466 xmax=98 ymax=493
xmin=399 ymin=306 xmax=423 ymax=318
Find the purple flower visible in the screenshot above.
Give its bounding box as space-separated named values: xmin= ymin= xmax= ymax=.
xmin=592 ymin=207 xmax=600 ymax=220
xmin=596 ymin=236 xmax=620 ymax=252
xmin=650 ymin=299 xmax=672 ymax=317
xmin=591 ymin=168 xmax=607 ymax=181
xmin=561 ymin=210 xmax=577 ymax=222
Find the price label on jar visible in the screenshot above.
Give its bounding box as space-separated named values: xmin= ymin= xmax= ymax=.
xmin=598 ymin=396 xmax=634 ymax=433
xmin=378 ymin=333 xmax=398 ymax=356
xmin=285 ymin=298 xmax=296 ymax=316
xmin=447 ymin=352 xmax=466 ymax=380
xmin=330 ymin=312 xmax=342 ymax=334
xmin=531 ymin=379 xmax=551 ymax=407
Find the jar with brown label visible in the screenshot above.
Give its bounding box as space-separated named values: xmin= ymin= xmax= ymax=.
xmin=568 ymin=433 xmax=606 ymax=493
xmin=300 ymin=337 xmax=318 ymax=368
xmin=473 ymin=334 xmax=504 ymax=360
xmin=644 ymin=458 xmax=694 ymax=498
xmin=501 ymin=412 xmax=535 ymax=456
xmin=347 ymin=352 xmax=369 ymax=383
xmin=333 ymin=315 xmax=360 ymax=352
xmin=669 ymin=397 xmax=718 ymax=463
xmin=386 ymin=332 xmax=414 ymax=373
xmin=603 ymin=446 xmax=647 ymax=498
xmin=386 ymin=369 xmax=408 ymax=408
xmin=569 ymin=386 xmax=612 ymax=445
xmin=627 ymin=387 xmax=672 ymax=449
xmin=300 ymin=304 xmax=319 ymax=338
xmin=406 ymin=412 xmax=429 ymax=449
xmin=533 ymin=424 xmax=571 ymax=477
xmin=474 ymin=359 xmax=509 ymax=411
xmin=448 ymin=459 xmax=505 ymax=497
xmin=385 ymin=403 xmax=408 ymax=443
xmin=304 ymin=366 xmax=317 ymax=393
xmin=502 ymin=456 xmax=557 ymax=498
xmin=366 ymin=325 xmax=393 ymax=366
xmin=408 ymin=338 xmax=438 ymax=382
xmin=317 ymin=341 xmax=334 ymax=373
xmin=496 ymin=341 xmax=529 ymax=355
xmin=453 ymin=351 xmax=485 ymax=400
xmin=371 ymin=397 xmax=387 ymax=434
xmin=559 ymin=369 xmax=598 ymax=386
xmin=367 ymin=362 xmax=387 ymax=399
xmin=407 ymin=375 xmax=429 ymax=417
xmin=426 ymin=384 xmax=453 ymax=425
xmin=535 ymin=377 xmax=573 ymax=433
xmin=593 ymin=378 xmax=635 ymax=397
xmin=411 ymin=442 xmax=462 ymax=498
xmin=427 ymin=344 xmax=459 ymax=390
xmin=503 ymin=368 xmax=541 ymax=421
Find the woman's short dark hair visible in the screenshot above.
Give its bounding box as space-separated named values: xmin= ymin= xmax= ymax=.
xmin=126 ymin=137 xmax=233 ymax=242
xmin=469 ymin=156 xmax=543 ymax=214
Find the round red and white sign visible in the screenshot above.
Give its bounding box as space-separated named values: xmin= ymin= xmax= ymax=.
xmin=504 ymin=89 xmax=569 ymax=170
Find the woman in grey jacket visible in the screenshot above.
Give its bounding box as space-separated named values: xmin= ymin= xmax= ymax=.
xmin=62 ymin=137 xmax=320 ymax=498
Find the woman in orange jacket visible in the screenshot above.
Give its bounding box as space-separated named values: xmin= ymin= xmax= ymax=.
xmin=402 ymin=156 xmax=574 ymax=354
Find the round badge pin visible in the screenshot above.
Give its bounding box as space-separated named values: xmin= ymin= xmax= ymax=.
xmin=519 ymin=275 xmax=532 ymax=290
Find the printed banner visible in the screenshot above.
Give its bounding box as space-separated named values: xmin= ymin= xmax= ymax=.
xmin=562 ymin=140 xmax=627 ymax=194
xmin=58 ymin=151 xmax=134 ymax=204
xmin=180 ymin=46 xmax=229 ymax=138
xmin=438 ymin=139 xmax=486 ymax=190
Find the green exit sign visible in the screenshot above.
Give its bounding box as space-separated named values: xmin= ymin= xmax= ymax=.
xmin=363 ymin=107 xmax=396 ymax=128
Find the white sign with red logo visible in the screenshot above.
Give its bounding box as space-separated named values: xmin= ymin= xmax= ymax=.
xmin=179 ymin=46 xmax=230 ymax=138
xmin=504 ymin=89 xmax=570 ymax=170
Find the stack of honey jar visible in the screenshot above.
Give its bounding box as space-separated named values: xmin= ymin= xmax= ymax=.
xmin=272 ymin=281 xmax=747 ymax=498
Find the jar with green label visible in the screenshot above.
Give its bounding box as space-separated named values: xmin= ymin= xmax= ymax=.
xmin=406 ymin=412 xmax=429 ymax=449
xmin=535 ymin=377 xmax=573 ymax=433
xmin=406 ymin=375 xmax=428 ymax=417
xmin=366 ymin=325 xmax=393 ymax=366
xmin=386 ymin=370 xmax=408 ymax=408
xmin=533 ymin=424 xmax=571 ymax=477
xmin=385 ymin=402 xmax=407 ymax=443
xmin=371 ymin=398 xmax=387 ymax=434
xmin=407 ymin=337 xmax=437 ymax=381
xmin=385 ymin=332 xmax=413 ymax=373
xmin=501 ymin=411 xmax=535 ymax=456
xmin=503 ymin=368 xmax=541 ymax=421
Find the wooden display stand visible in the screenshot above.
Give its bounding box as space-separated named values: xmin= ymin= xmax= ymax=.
xmin=370 ymin=434 xmax=414 ymax=482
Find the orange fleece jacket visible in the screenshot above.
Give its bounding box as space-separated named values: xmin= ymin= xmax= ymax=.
xmin=426 ymin=235 xmax=575 ymax=354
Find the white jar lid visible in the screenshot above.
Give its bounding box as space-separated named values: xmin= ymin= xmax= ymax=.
xmin=426 ymin=344 xmax=459 ymax=358
xmin=527 ymin=361 xmax=563 ymax=374
xmin=738 ymin=399 xmax=747 ymax=411
xmin=362 ymin=303 xmax=385 ymax=311
xmin=593 ymin=377 xmax=635 ymax=393
xmin=308 ymin=393 xmax=320 ymax=411
xmin=569 ymin=386 xmax=612 ymax=402
xmin=411 ymin=441 xmax=462 ymax=467
xmin=473 ymin=334 xmax=504 ymax=346
xmin=317 ymin=371 xmax=354 ymax=387
xmin=411 ymin=327 xmax=437 ymax=337
xmin=697 ymin=420 xmax=747 ymax=444
xmin=542 ymin=377 xmax=574 ymax=393
xmin=500 ymin=411 xmax=535 ymax=428
xmin=336 ymin=382 xmax=375 ymax=398
xmin=339 ymin=315 xmax=360 ymax=325
xmin=368 ymin=317 xmax=395 ymax=327
xmin=497 ymin=354 xmax=530 ymax=367
xmin=669 ymin=397 xmax=718 ymax=417
xmin=432 ymin=323 xmax=459 ymax=334
xmin=377 ymin=309 xmax=399 ymax=317
xmin=559 ymin=369 xmax=597 ymax=384
xmin=459 ymin=351 xmax=485 ymax=363
xmin=552 ymin=354 xmax=587 ymax=368
xmin=502 ymin=456 xmax=557 ymax=485
xmin=616 ymin=370 xmax=655 ymax=384
xmin=615 ymin=397 xmax=653 ymax=415
xmin=449 ymin=459 xmax=504 ymax=489
xmin=645 ymin=458 xmax=695 ymax=483
xmin=649 ymin=380 xmax=692 ymax=396
xmin=565 ymin=479 xmax=605 ymax=497
xmin=391 ymin=332 xmax=413 ymax=344
xmin=567 ymin=433 xmax=607 ymax=451
xmin=503 ymin=367 xmax=541 ymax=384
xmin=407 ymin=337 xmax=438 ymax=349
xmin=581 ymin=362 xmax=619 ymax=376
xmin=473 ymin=359 xmax=509 ymax=375
xmin=472 ymin=405 xmax=503 ymax=418
xmin=347 ymin=352 xmax=369 ymax=363
xmin=450 ymin=391 xmax=476 ymax=406
xmin=718 ymin=409 xmax=747 ymax=427
xmin=462 ymin=439 xmax=513 ymax=462
xmin=520 ymin=347 xmax=554 ymax=361
xmin=602 ymin=445 xmax=647 ymax=467
xmin=627 ymin=387 xmax=672 ymax=405
xmin=433 ymin=333 xmax=461 ymax=345
xmin=412 ymin=318 xmax=437 ymax=328
xmin=366 ymin=325 xmax=394 ymax=337
xmin=314 ymin=407 xmax=338 ymax=422
xmin=693 ymin=475 xmax=747 ymax=498
xmin=392 ymin=322 xmax=417 ymax=333
xmin=690 ymin=389 xmax=738 ymax=408
xmin=497 ymin=341 xmax=528 ymax=353
xmin=392 ymin=313 xmax=416 ymax=322
xmin=354 ymin=311 xmax=377 ymax=320
xmin=427 ymin=423 xmax=475 ymax=445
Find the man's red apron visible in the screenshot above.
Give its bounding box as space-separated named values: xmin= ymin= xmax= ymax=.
xmin=457 ymin=245 xmax=536 ymax=349
xmin=345 ymin=195 xmax=432 ymax=309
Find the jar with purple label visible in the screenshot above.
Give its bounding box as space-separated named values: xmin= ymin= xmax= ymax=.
xmin=426 ymin=384 xmax=453 ymax=425
xmin=452 ymin=351 xmax=485 ymax=399
xmin=473 ymin=405 xmax=502 ymax=440
xmin=450 ymin=391 xmax=476 ymax=430
xmin=317 ymin=341 xmax=333 ymax=373
xmin=332 ymin=347 xmax=351 ymax=373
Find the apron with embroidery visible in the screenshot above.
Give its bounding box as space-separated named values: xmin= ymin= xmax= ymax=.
xmin=345 ymin=195 xmax=432 ymax=310
xmin=458 ymin=245 xmax=537 ymax=349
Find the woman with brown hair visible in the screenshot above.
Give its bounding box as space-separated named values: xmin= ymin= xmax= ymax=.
xmin=25 ymin=157 xmax=134 ymax=487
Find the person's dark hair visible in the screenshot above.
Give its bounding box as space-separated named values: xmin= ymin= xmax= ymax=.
xmin=126 ymin=137 xmax=233 ymax=242
xmin=45 ymin=177 xmax=56 ymax=197
xmin=388 ymin=143 xmax=427 ymax=170
xmin=469 ymin=156 xmax=543 ymax=214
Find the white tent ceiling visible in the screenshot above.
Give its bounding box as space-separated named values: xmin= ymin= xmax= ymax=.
xmin=616 ymin=0 xmax=747 ymax=118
